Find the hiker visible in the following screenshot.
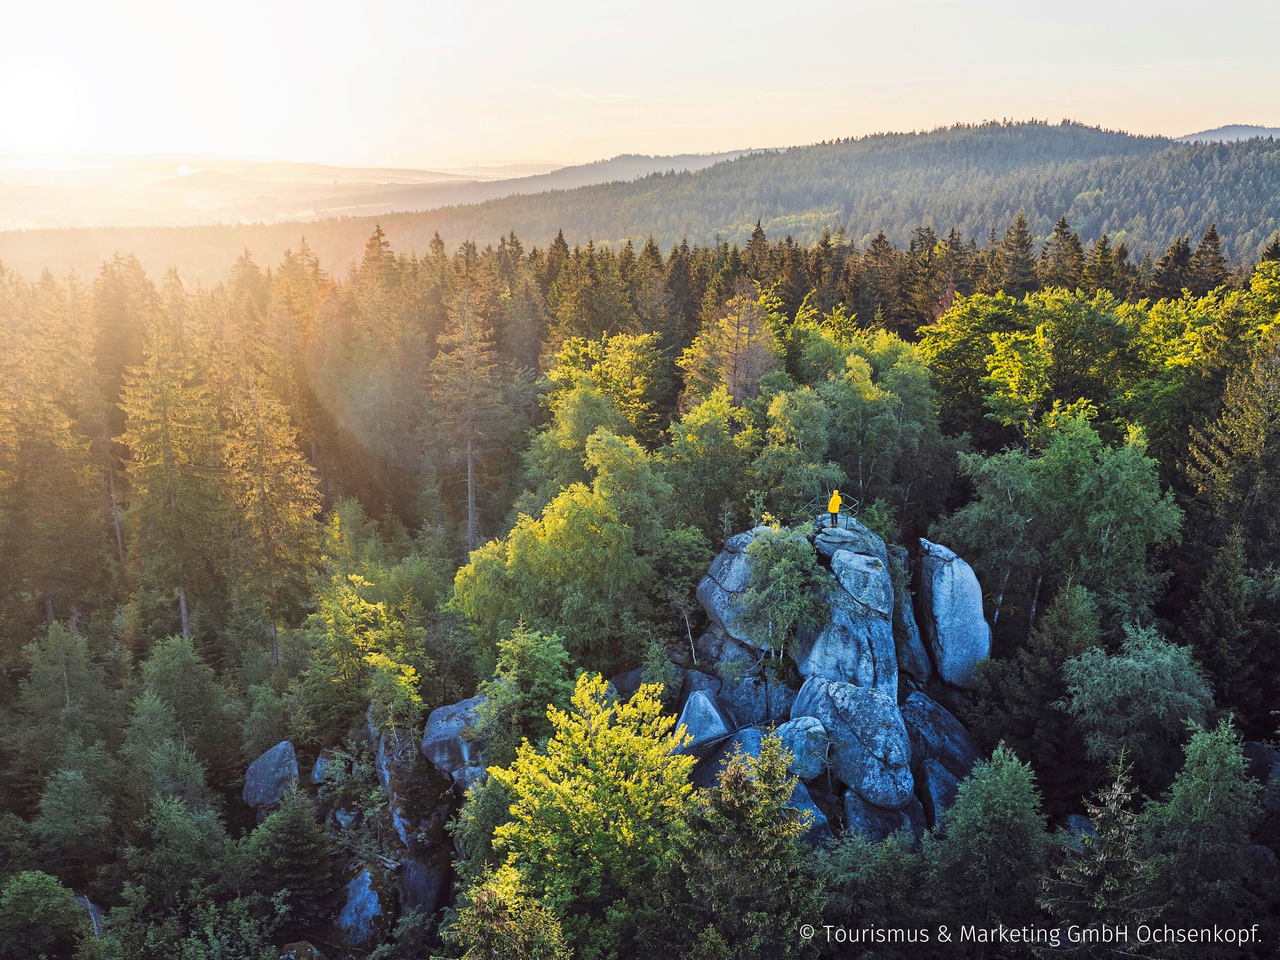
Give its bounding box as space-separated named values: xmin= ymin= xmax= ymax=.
xmin=828 ymin=489 xmax=842 ymax=528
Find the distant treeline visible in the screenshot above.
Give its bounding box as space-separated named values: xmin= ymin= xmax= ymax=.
xmin=2 ymin=120 xmax=1279 ymax=286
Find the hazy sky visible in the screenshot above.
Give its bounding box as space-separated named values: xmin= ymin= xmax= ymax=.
xmin=3 ymin=0 xmax=1278 ymax=169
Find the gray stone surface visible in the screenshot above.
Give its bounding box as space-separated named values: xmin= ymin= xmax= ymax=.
xmin=402 ymin=853 xmax=451 ymax=915
xmin=794 ymin=583 xmax=897 ymax=693
xmin=791 ymin=677 xmax=914 ymax=808
xmin=339 ymin=867 xmax=392 ymax=946
xmin=917 ymin=539 xmax=991 ymax=689
xmin=889 ymin=546 xmax=932 ymax=684
xmin=814 ymin=521 xmax=889 ymax=567
xmin=421 ymin=696 xmax=485 ymax=777
xmin=900 ymin=691 xmax=980 ymax=781
xmin=791 ymin=780 xmax=833 ymax=844
xmin=832 ymin=551 xmax=895 ymax=619
xmin=678 ymin=690 xmax=735 ymax=756
xmin=610 ymin=667 xmax=647 ymax=701
xmin=843 ymin=789 xmax=927 ymax=842
xmin=774 ymin=716 xmax=828 ymax=780
xmin=692 ymin=727 xmax=767 ymax=789
xmin=678 ymin=670 xmax=722 ymax=711
xmin=243 ymin=741 xmax=298 ymax=809
xmin=920 ymin=758 xmax=961 ymax=827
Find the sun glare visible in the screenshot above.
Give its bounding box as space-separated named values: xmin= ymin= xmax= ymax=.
xmin=0 ymin=67 xmax=79 ymax=151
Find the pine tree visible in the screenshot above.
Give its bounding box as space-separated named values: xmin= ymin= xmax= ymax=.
xmin=1189 ymin=223 xmax=1230 ymax=296
xmin=121 ymin=272 xmax=227 ymax=639
xmin=1185 ymin=529 xmax=1264 ymax=720
xmin=223 ymin=374 xmax=322 ymax=664
xmin=249 ymin=792 xmax=339 ymax=939
xmin=428 ymin=277 xmax=509 ymax=552
xmin=1040 ymin=752 xmax=1157 ymax=957
xmin=1082 ymin=234 xmax=1117 ymax=295
xmin=1261 ymin=234 xmax=1280 ymax=263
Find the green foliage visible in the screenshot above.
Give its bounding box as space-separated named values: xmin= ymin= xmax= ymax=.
xmin=672 ymin=736 xmax=825 ymax=959
xmin=811 ymin=831 xmax=928 ymax=960
xmin=736 ymin=527 xmax=829 ymax=657
xmin=474 ymin=625 xmax=575 ymax=767
xmin=1062 ymin=626 xmax=1212 ymax=788
xmin=660 ymin=387 xmax=760 ymax=537
xmin=444 ymin=865 xmax=571 ymax=960
xmin=487 ymin=674 xmax=693 ymax=958
xmin=0 ymin=870 xmax=88 ymax=960
xmin=679 ymin=280 xmax=783 ymax=405
xmin=1040 ymin=752 xmax=1158 ymax=957
xmin=923 ymin=743 xmax=1049 ymax=938
xmin=1139 ymin=722 xmax=1258 ymax=957
xmin=247 ymin=793 xmax=338 ymax=940
xmin=968 ymin=582 xmax=1100 ymax=811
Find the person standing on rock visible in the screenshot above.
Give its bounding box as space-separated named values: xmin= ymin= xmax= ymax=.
xmin=828 ymin=489 xmax=842 ymax=528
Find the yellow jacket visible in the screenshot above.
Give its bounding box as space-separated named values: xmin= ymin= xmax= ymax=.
xmin=828 ymin=490 xmax=842 ymax=513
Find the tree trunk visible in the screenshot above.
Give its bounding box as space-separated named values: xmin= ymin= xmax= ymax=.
xmin=107 ymin=468 xmax=125 ymax=563
xmin=993 ymin=568 xmax=1011 ymax=624
xmin=466 ymin=432 xmax=478 ymax=552
xmin=1027 ymin=573 xmax=1044 ymax=640
xmin=178 ymin=582 xmax=191 ymax=639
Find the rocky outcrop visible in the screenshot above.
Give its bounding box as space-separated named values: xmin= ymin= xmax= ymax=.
xmin=900 ymin=692 xmax=980 ymax=781
xmin=774 ymin=716 xmax=828 ymax=780
xmin=338 ymin=865 xmax=395 ymax=946
xmin=421 ymin=696 xmax=486 ymax=786
xmin=368 ymin=713 xmax=455 ymax=853
xmin=279 ymin=944 xmax=327 ymax=960
xmin=610 ymin=667 xmax=647 ymax=701
xmin=791 ymin=677 xmax=914 ymax=808
xmin=696 ymin=526 xmax=769 ymax=646
xmin=815 ymin=522 xmax=888 ymax=567
xmin=889 ymin=546 xmax=931 ymax=684
xmin=678 ymin=669 xmax=722 ymax=710
xmin=791 ymin=781 xmax=833 ymax=844
xmin=919 ymin=758 xmax=961 ymax=827
xmin=678 ymin=690 xmax=735 ymax=757
xmin=917 ymin=539 xmax=991 ymax=689
xmin=243 ymin=741 xmax=298 ymax=813
xmin=402 ymin=848 xmax=452 ymax=915
xmin=843 ymin=790 xmax=927 ymax=842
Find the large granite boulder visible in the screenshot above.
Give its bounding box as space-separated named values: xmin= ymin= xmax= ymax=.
xmin=609 ymin=667 xmax=647 ymax=701
xmin=1243 ymin=845 xmax=1280 ymax=904
xmin=791 ymin=677 xmax=914 ymax=808
xmin=338 ymin=865 xmax=395 ymax=946
xmin=843 ymin=790 xmax=927 ymax=842
xmin=774 ymin=716 xmax=828 ymax=780
xmin=794 ymin=580 xmax=897 ymax=693
xmin=696 ymin=526 xmax=769 ymax=646
xmin=814 ymin=521 xmax=889 ymax=567
xmin=889 ymin=546 xmax=931 ymax=684
xmin=919 ymin=758 xmax=961 ymax=827
xmin=243 ymin=741 xmax=298 ymax=812
xmin=678 ymin=669 xmax=722 ymax=711
xmin=900 ymin=692 xmax=980 ymax=781
xmin=917 ymin=539 xmax=991 ymax=689
xmin=678 ymin=690 xmax=735 ymax=757
xmin=422 ymin=696 xmax=486 ymax=785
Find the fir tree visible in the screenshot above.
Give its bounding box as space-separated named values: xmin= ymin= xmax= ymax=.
xmin=1150 ymin=235 xmax=1193 ymax=300
xmin=998 ymin=214 xmax=1038 ymax=298
xmin=1038 ymin=216 xmax=1085 ymax=291
xmin=249 ymin=792 xmax=339 ymax=939
xmin=1189 ymin=223 xmax=1230 ymax=296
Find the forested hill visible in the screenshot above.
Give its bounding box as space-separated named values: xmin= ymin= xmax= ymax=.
xmin=3 ymin=120 xmax=1280 ymax=285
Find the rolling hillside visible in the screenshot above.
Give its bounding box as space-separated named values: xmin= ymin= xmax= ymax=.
xmin=2 ymin=121 xmax=1278 ymax=285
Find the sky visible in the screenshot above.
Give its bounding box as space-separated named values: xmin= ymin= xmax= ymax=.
xmin=2 ymin=0 xmax=1279 ymax=169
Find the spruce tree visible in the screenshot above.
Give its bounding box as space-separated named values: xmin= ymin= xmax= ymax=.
xmin=428 ymin=277 xmax=508 ymax=552
xmin=249 ymin=792 xmax=339 ymax=939
xmin=121 ymin=271 xmax=227 ymax=639
xmin=1038 ymin=216 xmax=1085 ymax=291
xmin=1261 ymin=234 xmax=1280 ymax=263
xmin=1150 ymin=235 xmax=1193 ymax=300
xmin=1189 ymin=223 xmax=1230 ymax=296
xmin=999 ymin=214 xmax=1038 ymax=297
xmin=222 ymin=373 xmax=322 ymax=664
xmin=1040 ymin=752 xmax=1158 ymax=957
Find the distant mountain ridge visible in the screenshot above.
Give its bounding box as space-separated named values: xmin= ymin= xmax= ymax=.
xmin=2 ymin=121 xmax=1279 ymax=285
xmin=1178 ymin=125 xmax=1280 ymax=142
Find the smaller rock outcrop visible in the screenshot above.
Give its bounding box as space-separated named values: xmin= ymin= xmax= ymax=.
xmin=900 ymin=692 xmax=980 ymax=781
xmin=843 ymin=790 xmax=927 ymax=842
xmin=421 ymin=696 xmax=486 ymax=785
xmin=401 ymin=849 xmax=452 ymax=915
xmin=917 ymin=539 xmax=991 ymax=689
xmin=338 ymin=866 xmax=395 ymax=947
xmin=279 ymin=944 xmax=327 ymax=960
xmin=609 ymin=667 xmax=647 ymax=701
xmin=678 ymin=690 xmax=735 ymax=757
xmin=696 ymin=526 xmax=769 ymax=646
xmin=773 ymin=716 xmax=828 ymax=780
xmin=889 ymin=546 xmax=931 ymax=684
xmin=678 ymin=669 xmax=722 ymax=711
xmin=791 ymin=781 xmax=833 ymax=844
xmin=243 ymin=741 xmax=298 ymax=812
xmin=919 ymin=758 xmax=961 ymax=827
xmin=791 ymin=677 xmax=914 ymax=808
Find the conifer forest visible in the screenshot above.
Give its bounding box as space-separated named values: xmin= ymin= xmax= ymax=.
xmin=5 ymin=136 xmax=1280 ymax=960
